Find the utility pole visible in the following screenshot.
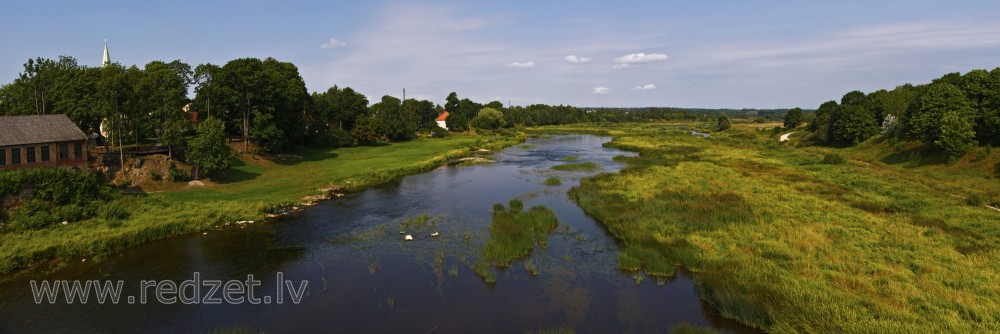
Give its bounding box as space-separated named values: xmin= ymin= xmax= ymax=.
xmin=402 ymin=88 xmax=405 ymax=101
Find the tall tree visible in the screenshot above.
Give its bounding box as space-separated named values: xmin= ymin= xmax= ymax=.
xmin=372 ymin=95 xmax=418 ymax=141
xmin=192 ymin=63 xmax=221 ymax=119
xmin=906 ymin=83 xmax=975 ymax=144
xmin=139 ymin=60 xmax=191 ymax=146
xmin=444 ymin=92 xmax=460 ymax=114
xmin=216 ymin=58 xmax=268 ymax=153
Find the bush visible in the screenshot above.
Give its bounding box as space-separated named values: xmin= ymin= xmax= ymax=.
xmin=431 ymin=126 xmax=448 ymax=138
xmin=150 ymin=171 xmax=162 ymax=181
xmin=0 ymin=168 xmax=110 ymax=229
xmin=965 ymin=194 xmax=985 ymax=206
xmin=166 ymin=163 xmax=189 ymax=182
xmin=822 ymin=153 xmax=846 ymax=164
xmin=717 ymin=114 xmax=732 ymax=131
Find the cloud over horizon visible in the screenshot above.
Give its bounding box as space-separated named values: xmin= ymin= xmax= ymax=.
xmin=632 ymin=84 xmax=656 ymax=90
xmin=592 ymin=86 xmax=609 ymax=94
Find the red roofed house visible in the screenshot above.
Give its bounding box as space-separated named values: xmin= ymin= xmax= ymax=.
xmin=0 ymin=114 xmax=88 ymax=171
xmin=435 ymin=110 xmax=449 ymax=130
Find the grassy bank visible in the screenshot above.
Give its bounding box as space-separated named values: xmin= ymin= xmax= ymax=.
xmin=537 ymin=123 xmax=999 ymax=332
xmin=0 ymin=133 xmax=525 ymax=273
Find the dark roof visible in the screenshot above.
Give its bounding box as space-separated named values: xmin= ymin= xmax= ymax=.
xmin=0 ymin=114 xmax=87 ymax=146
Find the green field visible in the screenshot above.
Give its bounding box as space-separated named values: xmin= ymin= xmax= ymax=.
xmin=536 ymin=123 xmax=1000 ymax=333
xmin=0 ymin=134 xmax=523 ymax=273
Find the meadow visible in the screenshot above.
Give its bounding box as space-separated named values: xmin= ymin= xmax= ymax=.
xmin=0 ymin=133 xmax=524 ymax=273
xmin=534 ymin=122 xmax=1000 ymax=333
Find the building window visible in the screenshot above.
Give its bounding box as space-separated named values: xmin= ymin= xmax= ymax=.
xmin=11 ymin=147 xmax=21 ymax=165
xmin=41 ymin=145 xmax=50 ymax=162
xmin=26 ymin=147 xmax=36 ymax=163
xmin=74 ymin=142 xmax=82 ymax=159
xmin=0 ymin=148 xmax=5 ymax=166
xmin=58 ymin=143 xmax=69 ymax=160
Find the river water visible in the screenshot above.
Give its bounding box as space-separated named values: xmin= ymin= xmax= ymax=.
xmin=0 ymin=135 xmax=753 ymax=333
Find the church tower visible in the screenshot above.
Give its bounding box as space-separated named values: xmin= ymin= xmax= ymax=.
xmin=102 ymin=40 xmax=110 ymax=67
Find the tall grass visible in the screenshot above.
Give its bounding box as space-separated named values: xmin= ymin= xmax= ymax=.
xmin=547 ymin=123 xmax=1000 ymax=333
xmin=473 ymin=199 xmax=558 ymax=280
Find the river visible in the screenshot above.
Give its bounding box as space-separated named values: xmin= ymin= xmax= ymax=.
xmin=0 ymin=134 xmax=753 ymax=333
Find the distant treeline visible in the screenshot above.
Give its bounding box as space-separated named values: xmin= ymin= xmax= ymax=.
xmin=1 ymin=55 xmax=796 ymax=154
xmin=795 ymin=68 xmax=1000 ymax=159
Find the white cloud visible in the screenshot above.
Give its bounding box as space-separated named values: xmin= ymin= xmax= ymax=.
xmin=632 ymin=84 xmax=656 ymax=90
xmin=612 ymin=63 xmax=633 ymax=69
xmin=614 ymin=52 xmax=668 ymax=65
xmin=506 ymin=61 xmax=536 ymax=69
xmin=592 ymin=86 xmax=609 ymax=94
xmin=564 ymin=55 xmax=592 ymax=63
xmin=320 ymin=38 xmax=346 ymax=49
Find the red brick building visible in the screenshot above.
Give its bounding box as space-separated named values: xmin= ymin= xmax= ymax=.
xmin=0 ymin=114 xmax=88 ymax=171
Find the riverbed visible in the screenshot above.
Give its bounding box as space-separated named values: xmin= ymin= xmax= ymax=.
xmin=0 ymin=134 xmax=753 ymax=333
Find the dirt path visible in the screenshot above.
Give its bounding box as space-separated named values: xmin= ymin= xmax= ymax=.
xmin=779 ymin=131 xmax=795 ymax=142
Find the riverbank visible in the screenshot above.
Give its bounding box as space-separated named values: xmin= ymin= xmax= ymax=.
xmin=533 ymin=123 xmax=1000 ymax=332
xmin=0 ymin=133 xmax=526 ymax=274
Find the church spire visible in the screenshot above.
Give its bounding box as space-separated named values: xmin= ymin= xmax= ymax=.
xmin=102 ymin=39 xmax=110 ymax=67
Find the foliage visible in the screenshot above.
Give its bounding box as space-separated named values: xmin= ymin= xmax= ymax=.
xmin=470 ymin=107 xmax=507 ymax=130
xmin=430 ymin=125 xmax=448 ymax=138
xmin=783 ymin=107 xmax=803 ymax=129
xmin=351 ymin=114 xmax=383 ymax=144
xmin=372 ymin=95 xmax=418 ymax=141
xmin=934 ymin=110 xmax=977 ymax=160
xmin=880 ymin=114 xmax=898 ymax=136
xmin=0 ymin=168 xmax=110 ymax=230
xmin=831 ymin=104 xmax=878 ymax=145
xmin=716 ymin=114 xmax=731 ymax=131
xmin=186 ymin=117 xmax=234 ymax=175
xmin=166 ymin=163 xmax=189 ymax=182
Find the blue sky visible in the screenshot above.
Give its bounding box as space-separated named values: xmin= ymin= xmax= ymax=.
xmin=2 ymin=1 xmax=999 ymax=108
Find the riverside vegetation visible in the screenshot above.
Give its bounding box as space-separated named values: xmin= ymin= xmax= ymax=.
xmin=536 ymin=122 xmax=999 ymax=333
xmin=0 ymin=133 xmax=524 ymax=273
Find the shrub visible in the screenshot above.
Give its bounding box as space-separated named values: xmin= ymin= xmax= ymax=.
xmin=431 ymin=126 xmax=448 ymax=138
xmin=965 ymin=194 xmax=985 ymax=206
xmin=717 ymin=114 xmax=731 ymax=131
xmin=822 ymin=153 xmax=846 ymax=164
xmin=166 ymin=163 xmax=189 ymax=182
xmin=150 ymin=171 xmax=163 ymax=181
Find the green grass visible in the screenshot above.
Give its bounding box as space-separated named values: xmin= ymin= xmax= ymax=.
xmin=551 ymin=161 xmax=601 ymax=172
xmin=537 ymin=122 xmax=1000 ymax=333
xmin=0 ymin=134 xmax=526 ymax=273
xmin=542 ymin=176 xmax=562 ymax=186
xmin=473 ymin=199 xmax=558 ymax=280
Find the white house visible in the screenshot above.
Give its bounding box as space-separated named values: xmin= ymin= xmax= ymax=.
xmin=435 ymin=111 xmax=449 ymax=130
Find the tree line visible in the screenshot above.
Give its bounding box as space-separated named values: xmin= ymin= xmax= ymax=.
xmin=790 ymin=68 xmax=1000 ymax=160
xmin=2 ymin=55 xmax=794 ymax=172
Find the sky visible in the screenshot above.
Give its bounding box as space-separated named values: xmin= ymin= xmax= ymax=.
xmin=2 ymin=0 xmax=999 ymax=108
